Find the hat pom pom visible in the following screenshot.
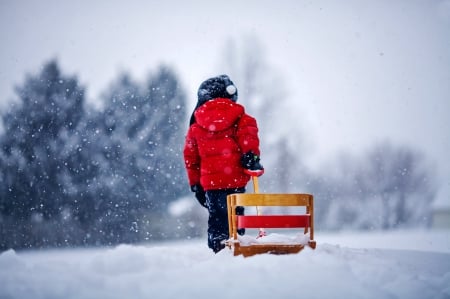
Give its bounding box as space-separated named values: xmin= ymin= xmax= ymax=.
xmin=226 ymin=85 xmax=237 ymax=95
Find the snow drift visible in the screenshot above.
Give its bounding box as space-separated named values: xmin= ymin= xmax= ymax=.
xmin=1 ymin=229 xmax=449 ymax=299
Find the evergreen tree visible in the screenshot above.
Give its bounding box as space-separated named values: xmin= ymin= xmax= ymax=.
xmin=0 ymin=60 xmax=86 ymax=248
xmin=92 ymin=66 xmax=189 ymax=243
xmin=144 ymin=66 xmax=187 ymax=206
xmin=88 ymin=73 xmax=149 ymax=244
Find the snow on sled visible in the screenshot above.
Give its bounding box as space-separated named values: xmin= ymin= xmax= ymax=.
xmin=226 ymin=177 xmax=316 ymax=257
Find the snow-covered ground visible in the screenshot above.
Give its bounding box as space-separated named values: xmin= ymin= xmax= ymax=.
xmin=1 ymin=229 xmax=449 ymax=299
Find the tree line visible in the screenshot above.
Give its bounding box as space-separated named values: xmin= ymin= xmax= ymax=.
xmin=0 ymin=60 xmax=190 ymax=250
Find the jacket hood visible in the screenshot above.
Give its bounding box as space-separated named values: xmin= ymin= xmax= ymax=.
xmin=193 ymin=98 xmax=244 ymax=132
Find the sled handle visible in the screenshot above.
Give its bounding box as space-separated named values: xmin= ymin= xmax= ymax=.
xmin=251 ymin=176 xmax=266 ymax=238
xmin=252 ymin=176 xmax=259 ymax=194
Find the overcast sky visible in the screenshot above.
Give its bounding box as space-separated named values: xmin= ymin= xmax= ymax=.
xmin=1 ymin=0 xmax=449 ymax=198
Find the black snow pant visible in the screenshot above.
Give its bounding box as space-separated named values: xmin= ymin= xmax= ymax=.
xmin=205 ymin=187 xmax=245 ymax=253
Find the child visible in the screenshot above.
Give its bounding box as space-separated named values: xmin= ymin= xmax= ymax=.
xmin=183 ymin=74 xmax=264 ymax=253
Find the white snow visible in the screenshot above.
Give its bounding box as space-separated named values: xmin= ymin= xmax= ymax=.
xmin=1 ymin=229 xmax=449 ymax=299
xmin=236 ymin=232 xmax=311 ymax=245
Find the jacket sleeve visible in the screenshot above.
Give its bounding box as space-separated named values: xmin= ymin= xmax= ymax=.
xmin=235 ymin=114 xmax=260 ymax=156
xmin=183 ymin=126 xmax=201 ymax=186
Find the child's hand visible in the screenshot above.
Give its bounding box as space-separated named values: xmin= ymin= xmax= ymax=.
xmin=241 ymin=151 xmax=264 ymax=176
xmin=191 ymin=184 xmax=207 ymax=208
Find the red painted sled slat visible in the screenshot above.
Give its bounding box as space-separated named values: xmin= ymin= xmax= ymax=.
xmin=237 ymin=215 xmax=310 ymax=229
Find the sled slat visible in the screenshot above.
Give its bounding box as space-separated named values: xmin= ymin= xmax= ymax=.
xmin=232 ymin=193 xmax=313 ymax=207
xmin=234 ymin=243 xmax=305 ymax=257
xmin=237 ymin=215 xmax=310 ymax=229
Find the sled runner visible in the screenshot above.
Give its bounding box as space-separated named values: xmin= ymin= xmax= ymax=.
xmin=226 ymin=177 xmax=316 ymax=257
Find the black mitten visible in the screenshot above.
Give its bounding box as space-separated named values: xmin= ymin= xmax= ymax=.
xmin=241 ymin=151 xmax=264 ymax=176
xmin=191 ymin=184 xmax=207 ymax=208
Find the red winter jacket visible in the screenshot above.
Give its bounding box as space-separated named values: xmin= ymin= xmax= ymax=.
xmin=183 ymin=98 xmax=260 ymax=191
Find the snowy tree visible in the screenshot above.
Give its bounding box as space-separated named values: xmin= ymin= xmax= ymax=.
xmin=89 ymin=66 xmax=188 ymax=243
xmin=84 ymin=73 xmax=160 ymax=244
xmin=0 ymin=60 xmax=86 ymax=248
xmin=0 ymin=60 xmax=84 ymax=218
xmin=305 ymin=141 xmax=435 ymax=231
xmin=143 ymin=66 xmax=187 ymax=205
xmin=357 ymin=142 xmax=434 ymax=229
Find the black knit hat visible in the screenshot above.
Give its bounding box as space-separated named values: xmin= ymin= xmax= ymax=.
xmin=190 ymin=75 xmax=238 ymax=125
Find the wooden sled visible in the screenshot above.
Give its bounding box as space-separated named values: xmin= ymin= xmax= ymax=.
xmin=226 ymin=177 xmax=316 ymax=257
